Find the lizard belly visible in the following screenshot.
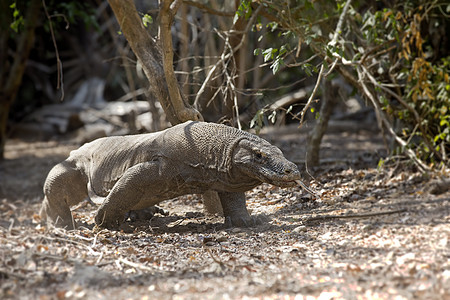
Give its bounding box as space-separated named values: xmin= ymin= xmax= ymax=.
xmin=130 ymin=176 xmax=213 ymax=210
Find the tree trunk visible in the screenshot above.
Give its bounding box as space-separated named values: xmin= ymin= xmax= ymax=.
xmin=306 ymin=79 xmax=337 ymax=167
xmin=106 ymin=0 xmax=227 ymax=214
xmin=107 ymin=0 xmax=202 ymax=125
xmin=0 ymin=102 xmax=11 ymax=159
xmin=0 ymin=0 xmax=41 ymax=159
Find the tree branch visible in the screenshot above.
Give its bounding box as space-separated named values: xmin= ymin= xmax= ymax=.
xmin=183 ymin=0 xmax=234 ymax=17
xmin=356 ymin=66 xmax=430 ymax=172
xmin=160 ymin=0 xmax=203 ymax=122
xmin=193 ymin=5 xmax=262 ymax=109
xmin=108 ymin=0 xmax=202 ymax=125
xmin=294 ymin=0 xmax=352 ymax=125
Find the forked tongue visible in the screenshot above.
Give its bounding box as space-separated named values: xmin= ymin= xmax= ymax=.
xmin=295 ymin=180 xmax=318 ymax=198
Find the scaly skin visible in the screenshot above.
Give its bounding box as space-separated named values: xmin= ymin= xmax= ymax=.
xmin=40 ymin=121 xmax=301 ymax=230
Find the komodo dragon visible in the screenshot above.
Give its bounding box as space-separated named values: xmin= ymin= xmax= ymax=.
xmin=40 ymin=121 xmax=301 ymax=229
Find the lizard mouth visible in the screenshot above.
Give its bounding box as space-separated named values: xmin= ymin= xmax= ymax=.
xmin=269 ymin=180 xmax=298 ymax=187
xmin=256 ymin=168 xmax=301 ymax=187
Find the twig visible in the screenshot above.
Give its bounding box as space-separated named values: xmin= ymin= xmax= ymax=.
xmin=117 ymin=257 xmax=155 ymax=272
xmin=91 ymin=228 xmax=108 ymax=248
xmin=356 ymin=66 xmax=430 ymax=172
xmin=37 ymin=234 xmax=101 ymax=256
xmin=0 ymin=268 xmax=29 ymax=280
xmin=42 ymin=0 xmax=64 ymax=101
xmin=294 ymin=0 xmax=352 ymax=126
xmin=294 ymin=63 xmax=325 ymax=126
xmin=220 ymin=31 xmax=241 ymax=129
xmin=204 ymin=247 xmax=229 ymax=270
xmin=32 ymin=252 xmax=85 ymax=264
xmin=305 ymin=208 xmax=407 ymax=223
xmin=193 ymin=5 xmax=262 ymax=108
xmin=361 ymin=65 xmax=443 ymax=162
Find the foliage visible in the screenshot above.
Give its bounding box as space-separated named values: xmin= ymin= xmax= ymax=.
xmin=355 ymin=1 xmax=450 ymax=165
xmin=141 ymin=13 xmax=153 ymax=28
xmin=243 ymin=0 xmax=450 ymax=167
xmin=9 ymin=2 xmax=24 ymax=33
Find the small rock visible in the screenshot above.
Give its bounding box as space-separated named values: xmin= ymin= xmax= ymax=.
xmin=293 ymin=225 xmax=307 ymax=233
xmin=231 ymin=228 xmax=242 ymax=233
xmin=350 ymin=194 xmax=360 ymax=201
xmin=428 ymin=178 xmax=450 ymax=195
xmin=362 ymin=224 xmax=374 ymax=231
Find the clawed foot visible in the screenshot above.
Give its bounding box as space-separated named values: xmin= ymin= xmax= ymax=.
xmin=224 ymin=214 xmax=268 ymax=228
xmin=125 ymin=206 xmax=168 ymax=222
xmin=95 ymin=206 xmax=169 ymax=229
xmin=95 ymin=209 xmax=122 ymax=229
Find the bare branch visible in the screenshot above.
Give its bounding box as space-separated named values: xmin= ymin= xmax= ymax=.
xmin=108 ymin=0 xmax=202 ymax=124
xmin=183 ymin=0 xmax=234 ymax=17
xmin=361 ymin=64 xmax=443 ymax=162
xmin=356 ymin=66 xmax=430 ymax=172
xmin=42 ymin=0 xmax=64 ymax=100
xmin=294 ymin=0 xmax=352 ymax=125
xmin=160 ymin=0 xmax=203 ymax=122
xmin=193 ymin=5 xmax=262 ymax=108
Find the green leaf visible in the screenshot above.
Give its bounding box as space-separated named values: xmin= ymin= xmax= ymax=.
xmin=262 ymin=48 xmax=277 ymax=62
xmin=142 ymin=14 xmax=153 ymax=28
xmin=234 ymin=0 xmax=251 ymax=24
xmin=267 ymin=22 xmax=278 ymax=32
xmin=233 ymin=13 xmax=240 ymax=25
xmin=270 ymin=57 xmax=284 ymax=74
xmin=302 ymin=63 xmax=313 ymax=76
xmin=250 ymin=109 xmax=264 ymax=129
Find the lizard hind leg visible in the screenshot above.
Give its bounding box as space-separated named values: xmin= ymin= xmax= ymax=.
xmin=41 ymin=160 xmax=88 ymax=229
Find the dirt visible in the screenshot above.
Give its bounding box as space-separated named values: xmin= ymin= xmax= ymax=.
xmin=0 ymin=123 xmax=449 ymax=299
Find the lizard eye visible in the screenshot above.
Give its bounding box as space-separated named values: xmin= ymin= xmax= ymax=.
xmin=254 ymin=150 xmax=265 ymax=160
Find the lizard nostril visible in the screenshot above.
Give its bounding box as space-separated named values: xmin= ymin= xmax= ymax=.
xmin=284 ymin=169 xmax=292 ymax=175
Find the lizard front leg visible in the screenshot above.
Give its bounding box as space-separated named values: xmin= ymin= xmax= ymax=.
xmin=95 ymin=161 xmax=163 ymax=229
xmin=218 ymin=191 xmax=264 ymax=227
xmin=41 ymin=160 xmax=88 ymax=229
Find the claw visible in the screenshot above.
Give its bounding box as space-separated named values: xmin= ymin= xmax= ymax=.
xmin=224 ymin=216 xmax=233 ymax=228
xmin=126 ymin=206 xmax=167 ymax=222
xmin=224 ymin=214 xmax=268 ymax=228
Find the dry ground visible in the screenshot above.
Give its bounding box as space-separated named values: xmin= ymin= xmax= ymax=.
xmin=1 ymin=123 xmax=449 ymax=299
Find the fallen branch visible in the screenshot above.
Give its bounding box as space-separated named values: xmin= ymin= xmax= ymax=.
xmin=268 ymin=88 xmax=309 ymax=111
xmin=117 ymin=257 xmax=155 ymax=273
xmin=0 ymin=268 xmax=29 ymax=280
xmin=304 ymin=208 xmax=407 ymax=223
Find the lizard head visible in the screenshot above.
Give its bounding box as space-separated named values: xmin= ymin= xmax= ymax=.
xmin=232 ymin=138 xmax=301 ymax=187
